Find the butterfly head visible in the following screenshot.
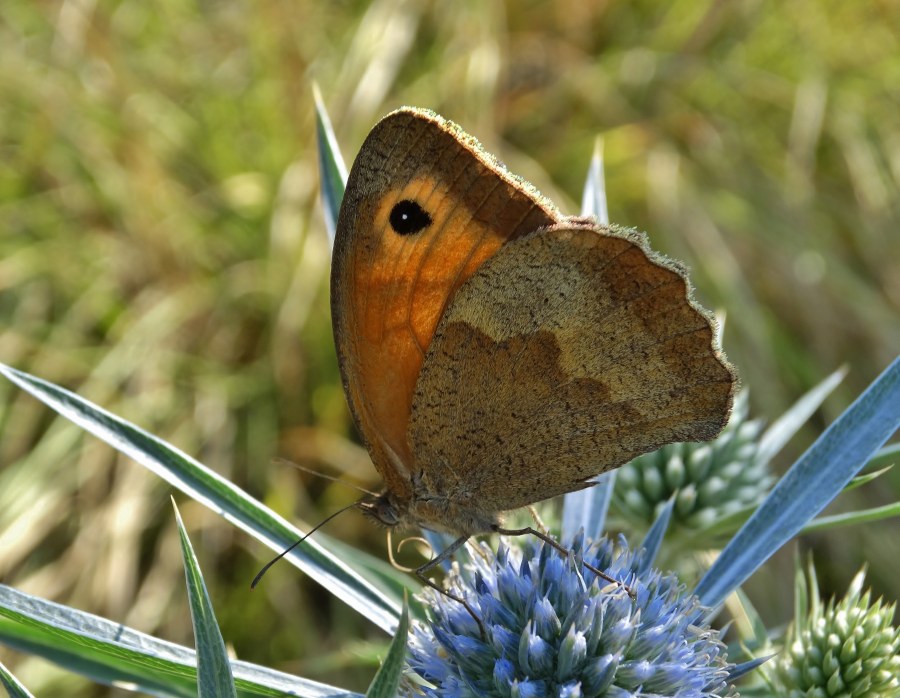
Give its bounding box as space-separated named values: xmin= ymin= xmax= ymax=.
xmin=356 ymin=492 xmax=405 ymax=528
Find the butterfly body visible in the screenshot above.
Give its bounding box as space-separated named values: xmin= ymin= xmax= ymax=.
xmin=332 ymin=108 xmax=736 ymax=538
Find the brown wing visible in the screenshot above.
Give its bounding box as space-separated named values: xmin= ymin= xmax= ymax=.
xmin=331 ymin=108 xmax=562 ymax=498
xmin=407 ymin=222 xmax=736 ymax=512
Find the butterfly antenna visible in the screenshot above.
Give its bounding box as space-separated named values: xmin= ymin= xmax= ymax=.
xmin=251 ymin=501 xmax=359 ymax=589
xmin=273 ymin=457 xmax=379 ymax=497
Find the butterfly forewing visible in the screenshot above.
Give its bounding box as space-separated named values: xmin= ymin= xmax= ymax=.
xmin=332 ymin=108 xmax=561 ymax=491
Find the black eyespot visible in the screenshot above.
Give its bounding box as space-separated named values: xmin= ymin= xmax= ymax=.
xmin=389 ymin=199 xmax=432 ymax=235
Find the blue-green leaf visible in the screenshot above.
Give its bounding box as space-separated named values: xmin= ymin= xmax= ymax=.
xmin=728 ymin=655 xmax=773 ymax=681
xmin=365 ymin=597 xmax=409 ymax=698
xmin=757 ymin=366 xmax=845 ymax=463
xmin=637 ymin=496 xmax=674 ymax=573
xmin=173 ymin=500 xmax=236 ymax=698
xmin=561 ymin=472 xmax=615 ymax=545
xmin=0 ymin=585 xmax=359 ymax=697
xmin=562 ymin=137 xmax=613 ymax=545
xmin=0 ymin=363 xmax=402 ymax=634
xmin=694 ymin=357 xmax=900 ymax=607
xmin=0 ymin=659 xmax=34 ymax=698
xmin=314 ymin=84 xmax=348 ymax=245
xmin=579 ymin=138 xmax=609 ymax=224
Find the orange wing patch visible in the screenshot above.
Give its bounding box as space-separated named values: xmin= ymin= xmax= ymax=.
xmin=332 ymin=109 xmax=561 ymax=493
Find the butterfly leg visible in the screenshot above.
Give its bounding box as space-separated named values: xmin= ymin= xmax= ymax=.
xmin=415 ymin=534 xmax=487 ymax=640
xmin=525 ymin=505 xmax=551 ymax=535
xmin=493 ymin=525 xmax=635 ymax=599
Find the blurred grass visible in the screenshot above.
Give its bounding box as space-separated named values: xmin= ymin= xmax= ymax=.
xmin=0 ymin=0 xmax=898 ymax=694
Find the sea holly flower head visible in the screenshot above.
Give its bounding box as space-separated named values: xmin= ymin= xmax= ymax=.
xmin=611 ymin=391 xmax=774 ymax=539
xmin=765 ymin=566 xmax=900 ymax=697
xmin=407 ymin=533 xmax=735 ymax=697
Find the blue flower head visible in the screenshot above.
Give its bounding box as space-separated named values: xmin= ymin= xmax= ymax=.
xmin=408 ymin=533 xmax=734 ymax=697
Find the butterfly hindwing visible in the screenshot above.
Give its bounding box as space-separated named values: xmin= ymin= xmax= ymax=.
xmin=407 ymin=222 xmax=736 ymax=513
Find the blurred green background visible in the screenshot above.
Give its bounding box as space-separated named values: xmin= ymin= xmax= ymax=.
xmin=1 ymin=0 xmax=898 ymax=694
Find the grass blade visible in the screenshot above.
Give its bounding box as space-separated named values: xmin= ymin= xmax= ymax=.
xmin=801 ymin=501 xmax=900 ymax=533
xmin=843 ymin=464 xmax=893 ymax=492
xmin=866 ymin=442 xmax=900 ymax=470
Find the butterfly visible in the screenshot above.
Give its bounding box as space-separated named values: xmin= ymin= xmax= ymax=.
xmin=331 ymin=108 xmax=736 ymax=613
